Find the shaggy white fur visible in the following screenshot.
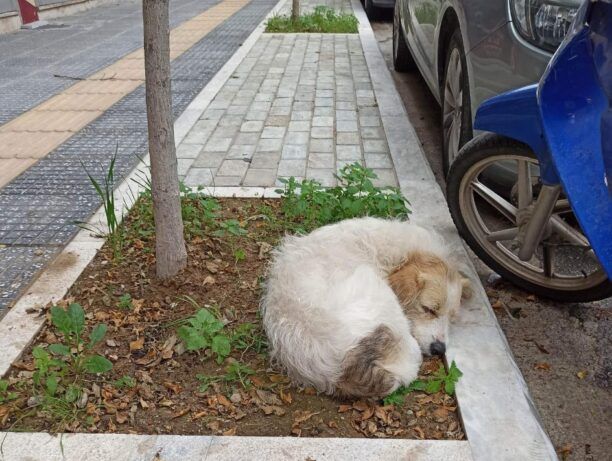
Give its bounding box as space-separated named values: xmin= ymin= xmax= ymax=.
xmin=261 ymin=217 xmax=457 ymax=397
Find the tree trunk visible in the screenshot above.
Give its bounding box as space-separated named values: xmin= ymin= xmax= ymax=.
xmin=142 ymin=0 xmax=187 ymax=279
xmin=291 ymin=0 xmax=299 ymax=23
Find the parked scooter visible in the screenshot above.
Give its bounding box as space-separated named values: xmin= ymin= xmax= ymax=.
xmin=446 ymin=0 xmax=612 ymax=302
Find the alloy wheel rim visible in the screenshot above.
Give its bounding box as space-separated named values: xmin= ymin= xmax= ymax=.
xmin=458 ymin=154 xmax=607 ymax=290
xmin=443 ymin=48 xmax=463 ymax=166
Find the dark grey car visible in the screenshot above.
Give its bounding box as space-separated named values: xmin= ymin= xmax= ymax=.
xmin=392 ymin=0 xmax=581 ymax=175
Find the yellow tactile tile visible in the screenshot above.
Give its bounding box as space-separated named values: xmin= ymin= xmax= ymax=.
xmin=0 ymin=110 xmax=102 ymax=133
xmin=0 ymin=0 xmax=251 ymax=188
xmin=63 ymin=79 xmax=142 ymax=95
xmin=0 ymin=159 xmax=37 ymax=188
xmin=0 ymin=132 xmax=73 ymax=159
xmin=34 ymin=93 xmax=125 ymax=112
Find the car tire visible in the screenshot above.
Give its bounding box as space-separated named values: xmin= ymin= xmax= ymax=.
xmin=441 ymin=29 xmax=473 ymax=177
xmin=447 ymin=134 xmax=612 ymax=302
xmin=364 ymin=0 xmax=378 ymax=19
xmin=393 ymin=1 xmax=416 ymax=72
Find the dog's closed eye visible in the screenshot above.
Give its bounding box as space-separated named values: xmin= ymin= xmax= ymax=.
xmin=422 ymin=305 xmax=438 ymax=316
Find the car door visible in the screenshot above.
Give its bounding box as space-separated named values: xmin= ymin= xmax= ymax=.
xmin=406 ymin=0 xmax=442 ymax=85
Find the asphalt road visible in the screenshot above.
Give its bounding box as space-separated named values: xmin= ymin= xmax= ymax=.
xmin=370 ymin=13 xmax=612 ymax=461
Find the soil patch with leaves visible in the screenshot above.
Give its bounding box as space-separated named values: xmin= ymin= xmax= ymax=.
xmin=0 ymin=165 xmax=464 ymax=440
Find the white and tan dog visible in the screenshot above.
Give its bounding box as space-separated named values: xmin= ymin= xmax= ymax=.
xmin=262 ymin=217 xmax=470 ymax=398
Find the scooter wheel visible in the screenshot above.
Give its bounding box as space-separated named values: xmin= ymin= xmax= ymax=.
xmin=447 ymin=133 xmax=612 ymax=302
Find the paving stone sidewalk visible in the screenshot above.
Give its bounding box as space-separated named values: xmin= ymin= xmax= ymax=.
xmin=0 ymin=0 xmax=278 ymax=313
xmin=181 ymin=30 xmax=399 ymax=188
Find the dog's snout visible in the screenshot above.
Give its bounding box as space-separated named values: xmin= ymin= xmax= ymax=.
xmin=429 ymin=341 xmax=446 ymax=356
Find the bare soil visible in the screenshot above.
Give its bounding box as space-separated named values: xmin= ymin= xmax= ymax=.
xmin=0 ymin=197 xmax=463 ymax=440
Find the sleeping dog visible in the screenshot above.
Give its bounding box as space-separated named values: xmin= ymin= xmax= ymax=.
xmin=261 ymin=217 xmax=471 ymax=398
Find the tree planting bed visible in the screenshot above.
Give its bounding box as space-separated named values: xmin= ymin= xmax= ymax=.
xmin=0 ymin=177 xmax=464 ymax=441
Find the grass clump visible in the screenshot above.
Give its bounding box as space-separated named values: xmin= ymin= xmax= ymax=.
xmin=1 ymin=303 xmax=114 ymax=429
xmin=265 ymin=6 xmax=358 ymax=33
xmin=277 ymin=162 xmax=411 ymax=233
xmin=383 ymin=361 xmax=463 ymax=406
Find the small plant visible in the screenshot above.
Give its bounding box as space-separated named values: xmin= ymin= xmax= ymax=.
xmin=197 ymin=361 xmax=255 ymax=392
xmin=79 ymin=148 xmax=125 ymax=261
xmin=213 ymin=219 xmax=247 ymax=238
xmin=231 ymin=322 xmax=267 ymax=354
xmin=383 ymin=361 xmax=463 ymax=406
xmin=0 ymin=380 xmax=17 ymax=404
xmin=266 ymin=6 xmax=358 ymax=33
xmin=233 ymin=247 xmax=246 ymax=263
xmin=177 ymin=308 xmax=231 ymax=364
xmin=30 ymin=303 xmax=112 ymax=411
xmin=114 ymin=375 xmax=136 ymax=389
xmin=117 ymin=293 xmax=133 ymax=310
xmin=278 ymin=163 xmax=411 ymax=232
xmin=128 ymin=183 xmax=221 ymax=243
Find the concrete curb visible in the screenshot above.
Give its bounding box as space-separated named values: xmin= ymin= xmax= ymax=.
xmin=350 ymin=1 xmax=558 ymax=460
xmin=0 ymin=433 xmax=472 ymax=460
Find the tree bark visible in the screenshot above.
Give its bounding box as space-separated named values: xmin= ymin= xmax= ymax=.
xmin=142 ymin=0 xmax=187 ymax=279
xmin=291 ymin=0 xmax=299 ymax=23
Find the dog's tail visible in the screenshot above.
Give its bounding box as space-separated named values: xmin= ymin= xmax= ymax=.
xmin=335 ymin=325 xmax=400 ymax=398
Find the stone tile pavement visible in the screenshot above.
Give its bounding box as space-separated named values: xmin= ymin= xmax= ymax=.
xmin=181 ymin=33 xmax=399 ymax=188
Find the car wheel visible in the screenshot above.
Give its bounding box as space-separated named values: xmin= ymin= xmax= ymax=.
xmin=364 ymin=0 xmax=377 ymax=19
xmin=441 ymin=29 xmax=472 ymax=176
xmin=393 ymin=1 xmax=416 ymax=72
xmin=447 ymin=133 xmax=612 ymax=302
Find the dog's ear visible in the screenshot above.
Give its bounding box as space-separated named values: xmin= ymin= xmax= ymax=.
xmin=389 ymin=264 xmax=422 ymax=308
xmin=459 ymin=272 xmax=473 ymax=300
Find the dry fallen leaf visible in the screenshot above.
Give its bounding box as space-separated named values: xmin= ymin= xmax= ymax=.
xmin=338 ymin=404 xmax=352 ymax=413
xmin=293 ymin=410 xmax=321 ymax=424
xmin=534 ymin=362 xmax=551 ymax=371
xmin=576 ymin=370 xmax=588 ymax=380
xmin=491 ymin=300 xmax=504 ymax=309
xmin=414 ymin=426 xmax=425 ymax=439
xmin=303 ymin=387 xmax=317 ymax=395
xmin=129 ymin=337 xmax=144 ymax=352
xmin=352 ymin=401 xmax=369 ymax=412
xmin=217 ymin=394 xmax=232 ymax=408
xmin=280 ymin=388 xmax=292 ymax=405
xmin=163 ymin=381 xmax=182 ymax=394
xmin=160 ymin=335 xmax=177 ymax=360
xmin=203 ymin=276 xmax=216 ymax=285
xmin=558 ymin=443 xmax=572 ymax=461
xmin=171 ymin=408 xmax=190 ymax=419
xmin=269 ymin=374 xmax=290 ymax=384
xmin=223 ymin=427 xmax=237 ymax=436
xmin=262 ymin=405 xmax=286 ymax=416
xmin=206 ymin=262 xmax=218 ymax=274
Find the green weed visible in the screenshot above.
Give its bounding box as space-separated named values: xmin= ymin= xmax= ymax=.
xmin=0 ymin=380 xmax=17 ymax=404
xmin=197 ymin=361 xmax=255 ymax=393
xmin=266 ymin=6 xmax=358 ymax=33
xmin=277 ymin=163 xmax=410 ymax=232
xmin=117 ymin=293 xmax=133 ymax=310
xmin=383 ymin=361 xmax=463 ymax=406
xmin=79 ymin=148 xmax=125 ymax=261
xmin=113 ymin=375 xmax=136 ymax=389
xmin=177 ymin=308 xmax=232 ymax=364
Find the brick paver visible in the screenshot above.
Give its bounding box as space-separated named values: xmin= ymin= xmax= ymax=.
xmin=182 ymin=33 xmax=398 ymax=188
